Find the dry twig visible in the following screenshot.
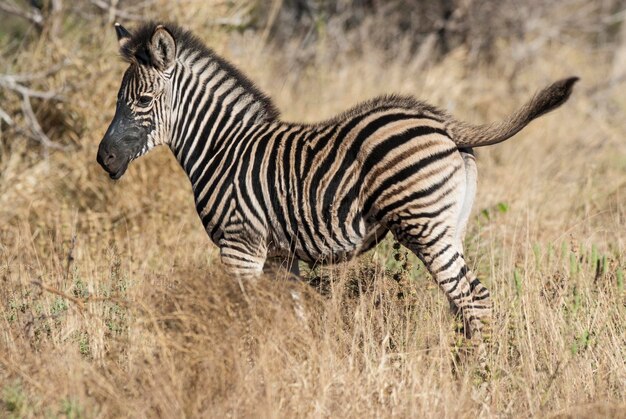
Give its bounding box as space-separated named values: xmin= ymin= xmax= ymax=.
xmin=0 ymin=0 xmax=44 ymax=27
xmin=88 ymin=0 xmax=147 ymax=22
xmin=0 ymin=59 xmax=70 ymax=150
xmin=19 ymin=92 xmax=66 ymax=150
xmin=0 ymin=106 xmax=13 ymax=125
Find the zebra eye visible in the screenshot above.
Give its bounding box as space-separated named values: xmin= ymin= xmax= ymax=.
xmin=137 ymin=95 xmax=153 ymax=107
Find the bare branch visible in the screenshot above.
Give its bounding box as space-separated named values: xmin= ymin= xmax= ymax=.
xmin=0 ymin=58 xmax=68 ymax=103
xmin=0 ymin=0 xmax=43 ymax=27
xmin=88 ymin=0 xmax=144 ymax=21
xmin=0 ymin=56 xmax=69 ymax=151
xmin=20 ymin=93 xmax=67 ymax=150
xmin=0 ymin=59 xmax=69 ymax=83
xmin=0 ymin=76 xmax=62 ymax=100
xmin=122 ymin=0 xmax=156 ymax=13
xmin=602 ymin=8 xmax=626 ymax=25
xmin=0 ymin=106 xmax=13 ymax=125
xmin=47 ymin=0 xmax=64 ymax=39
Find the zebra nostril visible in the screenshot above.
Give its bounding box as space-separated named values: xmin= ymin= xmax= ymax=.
xmin=105 ymin=153 xmax=116 ymax=165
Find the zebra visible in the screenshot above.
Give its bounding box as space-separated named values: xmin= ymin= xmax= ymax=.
xmin=97 ymin=22 xmax=577 ymax=341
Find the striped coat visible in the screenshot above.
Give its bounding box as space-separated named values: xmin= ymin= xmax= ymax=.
xmin=97 ymin=22 xmax=577 ymax=340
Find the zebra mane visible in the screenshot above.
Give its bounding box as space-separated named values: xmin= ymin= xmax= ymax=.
xmin=317 ymin=94 xmax=449 ymax=126
xmin=119 ymin=21 xmax=279 ymax=120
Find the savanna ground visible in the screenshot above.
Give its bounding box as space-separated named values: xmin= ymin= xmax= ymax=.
xmin=0 ymin=1 xmax=624 ymax=417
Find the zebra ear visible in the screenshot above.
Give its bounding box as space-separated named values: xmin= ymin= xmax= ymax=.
xmin=114 ymin=22 xmax=131 ymax=49
xmin=149 ymin=25 xmax=176 ymax=71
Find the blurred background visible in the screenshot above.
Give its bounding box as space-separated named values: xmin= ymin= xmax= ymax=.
xmin=0 ymin=1 xmax=624 ymax=417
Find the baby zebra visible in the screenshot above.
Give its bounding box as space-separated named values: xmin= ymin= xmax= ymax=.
xmin=97 ymin=22 xmax=577 ymax=341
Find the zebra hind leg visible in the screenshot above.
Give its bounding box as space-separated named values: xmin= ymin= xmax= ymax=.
xmin=456 ymin=148 xmax=477 ymax=245
xmin=453 ymin=148 xmax=493 ymax=349
xmin=391 ymin=224 xmax=492 ymax=342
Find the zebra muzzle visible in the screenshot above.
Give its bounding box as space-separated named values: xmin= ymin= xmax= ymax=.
xmin=97 ymin=115 xmax=144 ymax=180
xmin=97 ymin=140 xmax=131 ymax=180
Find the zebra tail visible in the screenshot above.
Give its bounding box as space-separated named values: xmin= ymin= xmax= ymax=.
xmin=446 ymin=76 xmax=579 ymax=148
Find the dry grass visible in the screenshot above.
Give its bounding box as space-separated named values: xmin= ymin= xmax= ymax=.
xmin=1 ymin=2 xmax=625 ymax=418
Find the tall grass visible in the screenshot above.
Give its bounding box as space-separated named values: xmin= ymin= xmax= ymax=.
xmin=0 ymin=1 xmax=624 ymax=417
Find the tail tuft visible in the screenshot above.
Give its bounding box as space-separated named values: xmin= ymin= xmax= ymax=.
xmin=526 ymin=76 xmax=579 ymax=120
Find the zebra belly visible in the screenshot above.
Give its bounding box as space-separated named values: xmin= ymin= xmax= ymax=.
xmin=267 ymin=217 xmax=386 ymax=264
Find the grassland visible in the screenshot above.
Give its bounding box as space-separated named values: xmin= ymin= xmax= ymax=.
xmin=0 ymin=1 xmax=624 ymax=417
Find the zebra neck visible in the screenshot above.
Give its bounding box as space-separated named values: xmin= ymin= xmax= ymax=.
xmin=169 ymin=51 xmax=278 ymax=182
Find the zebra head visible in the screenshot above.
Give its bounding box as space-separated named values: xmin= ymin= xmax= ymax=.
xmin=97 ymin=23 xmax=176 ymax=179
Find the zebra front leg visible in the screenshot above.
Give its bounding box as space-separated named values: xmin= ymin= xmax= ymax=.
xmin=220 ymin=245 xmax=266 ymax=280
xmin=220 ymin=244 xmax=305 ymax=319
xmin=220 ymin=244 xmax=266 ymax=300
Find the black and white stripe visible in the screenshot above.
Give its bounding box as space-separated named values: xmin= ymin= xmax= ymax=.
xmin=104 ymin=22 xmax=577 ymax=340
